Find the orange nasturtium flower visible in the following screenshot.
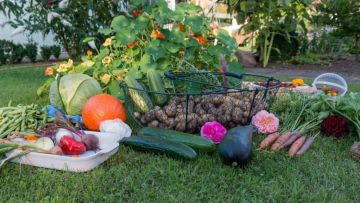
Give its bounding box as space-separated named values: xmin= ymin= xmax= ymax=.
xmin=177 ymin=22 xmax=185 ymax=32
xmin=45 ymin=67 xmax=54 ymax=76
xmin=197 ymin=35 xmax=206 ymax=45
xmin=151 ymin=30 xmax=165 ymax=39
xmin=133 ymin=10 xmax=141 ymax=16
xmin=292 ymin=78 xmax=304 ymax=86
xmin=128 ymin=41 xmax=138 ymax=49
xmin=86 ymin=50 xmax=93 ymax=56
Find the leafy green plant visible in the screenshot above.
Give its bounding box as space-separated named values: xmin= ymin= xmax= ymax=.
xmin=38 ymin=1 xmax=240 ymax=97
xmin=24 ymin=43 xmax=38 ymax=63
xmin=0 ymin=0 xmax=132 ymax=59
xmin=0 ymin=46 xmax=6 ymax=65
xmin=9 ymin=43 xmax=25 ymax=64
xmin=0 ymin=40 xmax=25 ymax=64
xmin=228 ymin=0 xmax=312 ymax=67
xmin=290 ymin=52 xmax=328 ymax=65
xmin=317 ymin=0 xmax=360 ymax=61
xmin=51 ymin=45 xmax=61 ymax=59
xmin=40 ymin=46 xmax=52 ymax=61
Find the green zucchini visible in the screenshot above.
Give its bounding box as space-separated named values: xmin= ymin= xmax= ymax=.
xmin=138 ymin=127 xmax=216 ymax=152
xmin=121 ymin=136 xmax=197 ymax=160
xmin=147 ymin=70 xmax=168 ymax=106
xmin=124 ymin=76 xmax=154 ymax=113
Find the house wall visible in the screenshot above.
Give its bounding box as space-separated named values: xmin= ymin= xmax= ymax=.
xmin=0 ymin=13 xmax=55 ymax=47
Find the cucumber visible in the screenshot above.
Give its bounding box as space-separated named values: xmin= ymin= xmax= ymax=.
xmin=138 ymin=127 xmax=216 ymax=153
xmin=121 ymin=136 xmax=197 ymax=160
xmin=124 ymin=76 xmax=154 ymax=113
xmin=147 ymin=70 xmax=168 ymax=106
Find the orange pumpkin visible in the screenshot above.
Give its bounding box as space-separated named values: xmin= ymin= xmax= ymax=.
xmin=82 ymin=94 xmax=126 ymax=131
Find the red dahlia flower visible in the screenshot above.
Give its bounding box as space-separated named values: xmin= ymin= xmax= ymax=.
xmin=321 ymin=115 xmax=349 ymax=138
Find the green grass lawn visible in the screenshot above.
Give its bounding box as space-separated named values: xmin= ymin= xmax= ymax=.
xmin=1 ymin=66 xmax=360 ymax=202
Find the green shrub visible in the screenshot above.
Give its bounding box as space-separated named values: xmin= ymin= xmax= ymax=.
xmin=24 ymin=43 xmax=38 ymax=63
xmin=9 ymin=43 xmax=25 ymax=64
xmin=290 ymin=52 xmax=329 ymax=65
xmin=0 ymin=47 xmax=5 ymax=65
xmin=40 ymin=46 xmax=52 ymax=61
xmin=0 ymin=40 xmax=25 ymax=64
xmin=51 ymin=45 xmax=61 ymax=59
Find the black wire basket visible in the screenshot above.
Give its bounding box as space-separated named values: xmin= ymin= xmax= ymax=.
xmin=120 ymin=71 xmax=281 ymax=133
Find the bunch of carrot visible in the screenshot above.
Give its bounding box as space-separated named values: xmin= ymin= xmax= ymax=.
xmin=259 ymin=131 xmax=319 ymax=157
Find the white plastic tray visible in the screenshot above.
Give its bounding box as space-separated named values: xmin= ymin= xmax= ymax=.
xmin=7 ymin=131 xmax=123 ymax=172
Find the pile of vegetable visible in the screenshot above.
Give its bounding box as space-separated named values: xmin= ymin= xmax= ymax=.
xmin=259 ymin=131 xmax=318 ymax=157
xmin=121 ymin=124 xmax=254 ymax=167
xmin=270 ymin=92 xmax=360 ymax=159
xmin=0 ymin=103 xmax=47 ymax=138
xmin=133 ymin=91 xmax=268 ymax=133
xmin=121 ymin=127 xmax=216 ymax=160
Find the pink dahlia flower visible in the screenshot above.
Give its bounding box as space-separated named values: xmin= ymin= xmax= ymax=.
xmin=200 ymin=121 xmax=227 ymax=144
xmin=251 ymin=110 xmax=279 ymax=134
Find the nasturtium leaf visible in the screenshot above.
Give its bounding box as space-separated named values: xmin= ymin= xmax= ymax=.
xmin=184 ymin=38 xmax=199 ymax=48
xmin=111 ymin=15 xmax=130 ymax=30
xmin=127 ymin=66 xmax=143 ymax=79
xmin=216 ymin=30 xmax=238 ymax=51
xmin=96 ymin=48 xmax=110 ymax=61
xmin=111 ymin=59 xmax=122 ymax=69
xmin=164 ymin=42 xmax=181 ymax=53
xmin=139 ymin=54 xmax=157 ymax=72
xmin=115 ymin=30 xmax=135 ymax=45
xmin=134 ymin=15 xmax=149 ymax=31
xmin=98 ymin=28 xmax=113 ymax=35
xmin=300 ymin=0 xmax=312 ymax=5
xmin=208 ymin=45 xmax=229 ymax=56
xmin=157 ymin=58 xmax=171 ymax=70
xmin=228 ymin=61 xmax=244 ymax=74
xmin=82 ymin=37 xmax=96 ymax=43
xmin=145 ymin=40 xmax=166 ymax=61
xmin=129 ymin=0 xmax=144 ymax=5
xmin=185 ymin=16 xmax=203 ymax=34
xmin=169 ymin=31 xmax=186 ymax=44
xmin=74 ymin=64 xmax=89 ymax=73
xmin=176 ymin=2 xmax=202 ymax=15
xmin=108 ymin=79 xmax=124 ymax=99
xmin=37 ymin=77 xmax=55 ymax=96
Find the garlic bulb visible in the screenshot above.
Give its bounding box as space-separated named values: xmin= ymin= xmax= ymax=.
xmin=100 ymin=119 xmax=132 ymax=138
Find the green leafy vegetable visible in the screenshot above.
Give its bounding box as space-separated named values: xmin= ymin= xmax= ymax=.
xmin=49 ymin=74 xmax=102 ymax=115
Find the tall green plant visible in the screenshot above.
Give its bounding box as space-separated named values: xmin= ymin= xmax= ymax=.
xmin=317 ymin=0 xmax=360 ymax=61
xmin=228 ymin=0 xmax=312 ymax=67
xmin=0 ymin=0 xmax=130 ymax=59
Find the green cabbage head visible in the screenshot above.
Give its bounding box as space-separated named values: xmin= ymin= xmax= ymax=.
xmin=50 ymin=73 xmax=102 ymax=115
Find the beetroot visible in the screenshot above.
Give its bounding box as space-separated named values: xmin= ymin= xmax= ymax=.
xmin=81 ymin=134 xmax=99 ymax=150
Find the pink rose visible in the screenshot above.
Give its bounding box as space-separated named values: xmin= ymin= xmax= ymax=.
xmin=251 ymin=110 xmax=279 ymax=134
xmin=200 ymin=121 xmax=227 ymax=144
